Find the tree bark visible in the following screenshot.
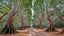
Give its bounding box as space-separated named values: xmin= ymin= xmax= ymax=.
xmin=0 ymin=0 xmax=20 ymax=34
xmin=44 ymin=1 xmax=55 ymax=32
xmin=1 ymin=17 xmax=17 ymax=34
xmin=54 ymin=7 xmax=64 ymax=34
xmin=45 ymin=12 xmax=55 ymax=32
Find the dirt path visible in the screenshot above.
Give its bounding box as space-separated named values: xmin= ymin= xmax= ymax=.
xmin=0 ymin=28 xmax=50 ymax=36
xmin=0 ymin=28 xmax=64 ymax=36
xmin=28 ymin=28 xmax=50 ymax=36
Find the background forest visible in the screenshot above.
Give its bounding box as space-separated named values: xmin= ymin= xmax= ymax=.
xmin=0 ymin=0 xmax=64 ymax=36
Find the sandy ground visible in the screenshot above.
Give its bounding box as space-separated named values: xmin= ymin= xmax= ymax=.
xmin=0 ymin=28 xmax=64 ymax=36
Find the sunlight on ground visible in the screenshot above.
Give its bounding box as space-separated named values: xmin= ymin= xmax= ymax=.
xmin=0 ymin=28 xmax=64 ymax=36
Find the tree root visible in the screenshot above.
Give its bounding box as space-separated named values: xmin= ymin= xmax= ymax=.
xmin=0 ymin=24 xmax=18 ymax=34
xmin=59 ymin=28 xmax=64 ymax=34
xmin=45 ymin=26 xmax=58 ymax=32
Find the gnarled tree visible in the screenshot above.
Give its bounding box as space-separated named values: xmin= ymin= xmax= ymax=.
xmin=54 ymin=7 xmax=64 ymax=34
xmin=0 ymin=0 xmax=20 ymax=34
xmin=44 ymin=0 xmax=56 ymax=32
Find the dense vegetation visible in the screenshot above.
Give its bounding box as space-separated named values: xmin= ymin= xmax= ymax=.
xmin=0 ymin=0 xmax=64 ymax=34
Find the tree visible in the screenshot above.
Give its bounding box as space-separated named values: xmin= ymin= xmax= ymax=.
xmin=51 ymin=0 xmax=64 ymax=33
xmin=33 ymin=0 xmax=44 ymax=28
xmin=44 ymin=0 xmax=56 ymax=32
xmin=54 ymin=7 xmax=64 ymax=34
xmin=0 ymin=0 xmax=20 ymax=34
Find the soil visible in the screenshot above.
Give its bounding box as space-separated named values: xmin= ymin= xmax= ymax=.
xmin=0 ymin=28 xmax=64 ymax=36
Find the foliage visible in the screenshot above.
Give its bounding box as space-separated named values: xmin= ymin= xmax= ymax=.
xmin=0 ymin=0 xmax=64 ymax=29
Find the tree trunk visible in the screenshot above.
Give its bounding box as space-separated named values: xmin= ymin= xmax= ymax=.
xmin=34 ymin=12 xmax=43 ymax=29
xmin=20 ymin=15 xmax=24 ymax=29
xmin=0 ymin=17 xmax=17 ymax=34
xmin=20 ymin=10 xmax=28 ymax=29
xmin=45 ymin=12 xmax=55 ymax=32
xmin=54 ymin=7 xmax=64 ymax=34
xmin=0 ymin=0 xmax=20 ymax=34
xmin=44 ymin=1 xmax=55 ymax=32
xmin=36 ymin=18 xmax=43 ymax=29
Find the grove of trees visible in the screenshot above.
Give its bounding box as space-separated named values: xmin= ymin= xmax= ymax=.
xmin=0 ymin=0 xmax=64 ymax=34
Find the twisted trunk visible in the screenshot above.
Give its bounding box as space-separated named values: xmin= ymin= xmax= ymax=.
xmin=54 ymin=7 xmax=64 ymax=34
xmin=46 ymin=11 xmax=55 ymax=32
xmin=44 ymin=1 xmax=55 ymax=32
xmin=0 ymin=0 xmax=20 ymax=34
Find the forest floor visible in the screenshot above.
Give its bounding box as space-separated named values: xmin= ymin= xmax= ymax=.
xmin=0 ymin=28 xmax=64 ymax=36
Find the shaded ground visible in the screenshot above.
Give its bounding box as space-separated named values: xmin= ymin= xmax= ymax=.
xmin=0 ymin=28 xmax=64 ymax=36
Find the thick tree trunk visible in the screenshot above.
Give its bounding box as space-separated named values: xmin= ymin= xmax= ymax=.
xmin=54 ymin=7 xmax=64 ymax=34
xmin=45 ymin=12 xmax=55 ymax=32
xmin=0 ymin=17 xmax=17 ymax=34
xmin=0 ymin=0 xmax=20 ymax=34
xmin=44 ymin=1 xmax=56 ymax=32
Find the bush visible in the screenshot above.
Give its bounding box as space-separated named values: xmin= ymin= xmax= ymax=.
xmin=54 ymin=21 xmax=64 ymax=28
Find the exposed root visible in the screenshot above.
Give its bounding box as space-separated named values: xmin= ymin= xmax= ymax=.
xmin=59 ymin=28 xmax=64 ymax=34
xmin=0 ymin=24 xmax=18 ymax=34
xmin=45 ymin=26 xmax=58 ymax=32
